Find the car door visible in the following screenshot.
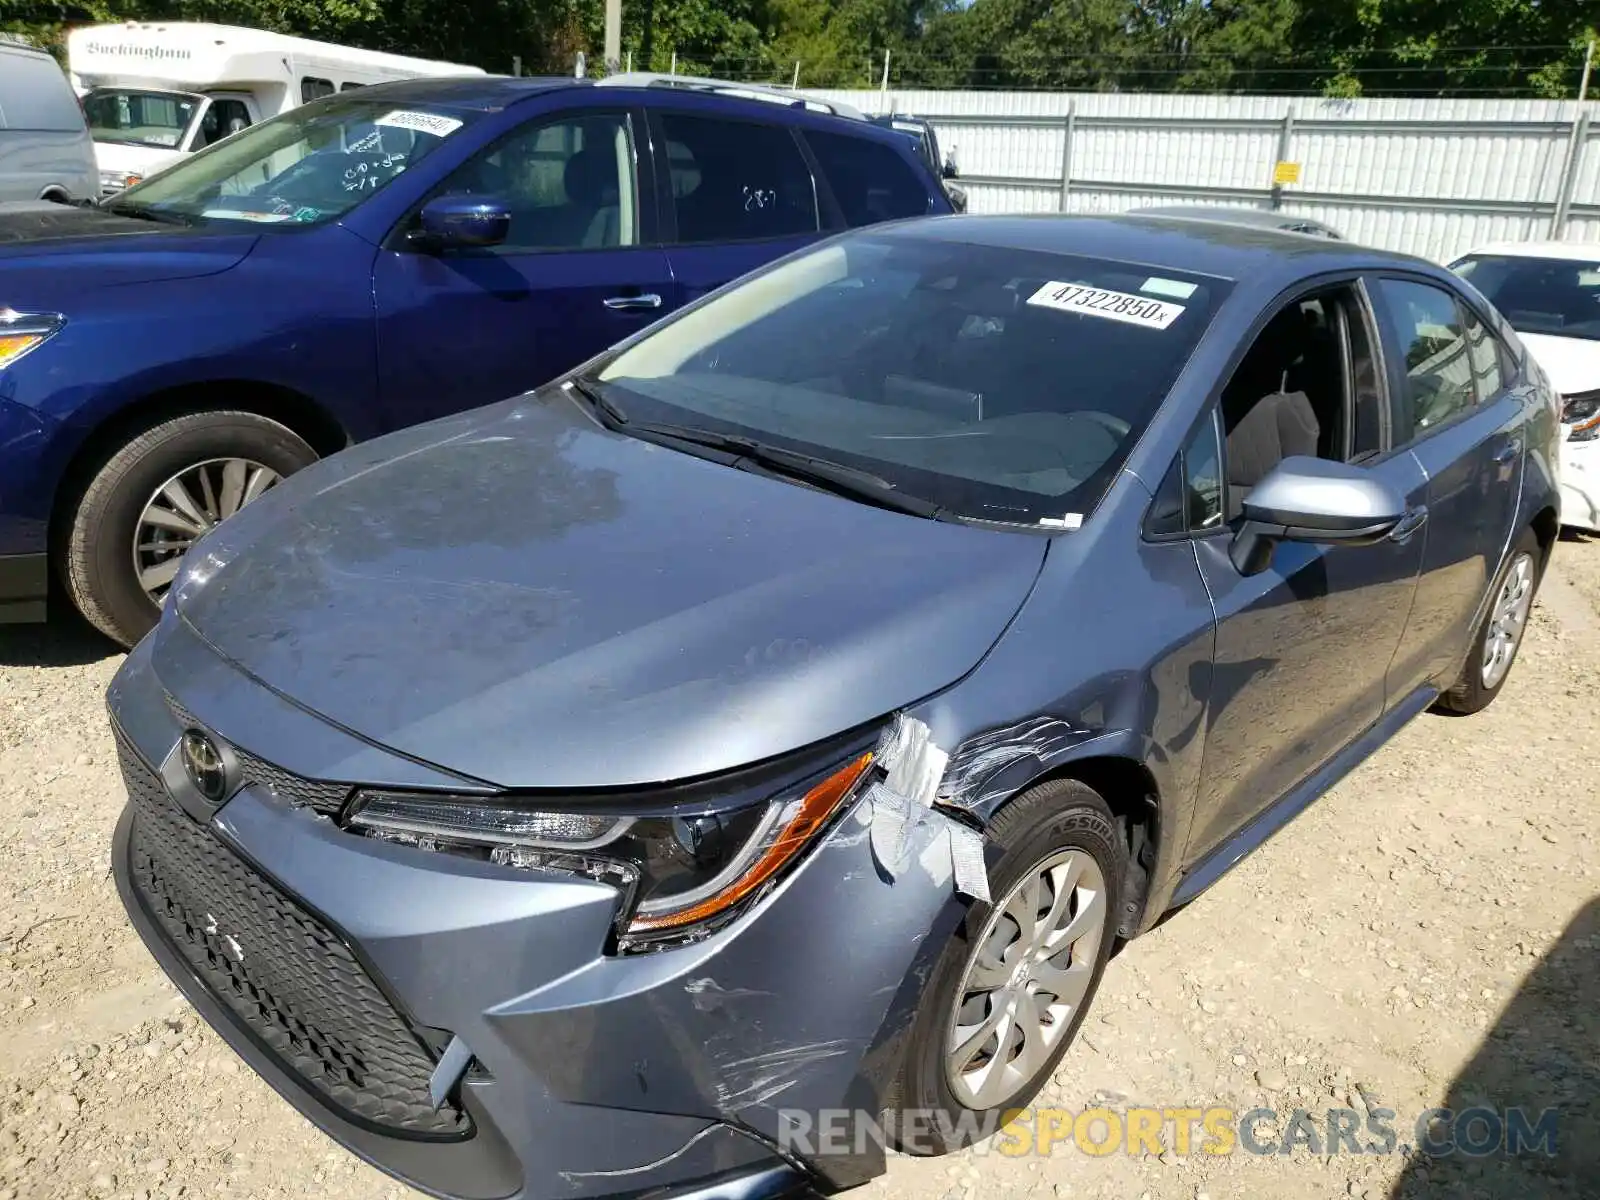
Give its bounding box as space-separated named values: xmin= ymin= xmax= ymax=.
xmin=1369 ymin=276 xmax=1526 ymax=697
xmin=645 ymin=105 xmax=828 ymax=308
xmin=371 ymin=102 xmax=673 ymax=429
xmin=1183 ymin=281 xmax=1428 ymax=865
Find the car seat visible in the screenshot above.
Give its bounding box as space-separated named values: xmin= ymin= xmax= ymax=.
xmin=1223 ymin=310 xmax=1321 ymax=513
xmin=561 ymin=148 xmax=620 ymax=248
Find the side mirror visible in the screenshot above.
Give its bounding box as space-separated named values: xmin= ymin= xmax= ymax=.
xmin=941 ymin=157 xmax=959 ymax=180
xmin=1229 ymin=456 xmax=1411 ymax=576
xmin=412 ymin=195 xmax=511 ymax=250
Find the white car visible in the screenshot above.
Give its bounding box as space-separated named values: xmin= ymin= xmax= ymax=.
xmin=1452 ymin=241 xmax=1600 ymax=532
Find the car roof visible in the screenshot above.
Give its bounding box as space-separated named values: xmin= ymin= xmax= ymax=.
xmin=1457 ymin=240 xmax=1600 ymax=262
xmin=329 ymin=74 xmax=883 ymax=131
xmin=318 ymin=74 xmax=572 ymax=111
xmin=880 ymin=213 xmax=1420 ymax=282
xmin=0 ymin=35 xmax=51 ymax=56
xmin=1134 ymin=205 xmax=1336 ymax=233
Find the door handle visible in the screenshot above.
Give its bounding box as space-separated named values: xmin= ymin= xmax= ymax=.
xmin=1389 ymin=505 xmax=1429 ymax=544
xmin=603 ymin=293 xmax=662 ymax=310
xmin=1491 ymin=442 xmax=1519 ymax=465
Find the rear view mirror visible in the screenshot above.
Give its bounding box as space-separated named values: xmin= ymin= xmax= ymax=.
xmin=413 ymin=195 xmax=511 ymax=250
xmin=1229 ymin=456 xmax=1411 ymax=576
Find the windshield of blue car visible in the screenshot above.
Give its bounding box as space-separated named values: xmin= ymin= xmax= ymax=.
xmin=83 ymin=87 xmax=202 ymax=150
xmin=106 ymin=97 xmax=478 ymax=227
xmin=1453 ymin=254 xmax=1600 ymax=341
xmin=595 ymin=232 xmax=1231 ymax=526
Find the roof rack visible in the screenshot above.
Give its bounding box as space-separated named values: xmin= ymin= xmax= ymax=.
xmin=594 ymin=72 xmax=866 ymax=121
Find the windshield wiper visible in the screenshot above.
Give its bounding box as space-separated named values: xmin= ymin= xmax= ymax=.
xmin=625 ymin=422 xmax=945 ymax=519
xmin=563 ymin=378 xmax=631 ymax=428
xmin=99 ymin=200 xmax=193 ymax=227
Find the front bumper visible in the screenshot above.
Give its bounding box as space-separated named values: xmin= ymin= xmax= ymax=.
xmin=1558 ymin=434 xmax=1600 ymax=532
xmin=0 ymin=552 xmax=47 ymax=623
xmin=108 ymin=625 xmax=963 ymax=1200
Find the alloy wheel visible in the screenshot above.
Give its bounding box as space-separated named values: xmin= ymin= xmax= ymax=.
xmin=133 ymin=457 xmax=280 ymax=605
xmin=944 ymin=848 xmax=1108 ymax=1110
xmin=1481 ymin=551 xmax=1535 ymax=689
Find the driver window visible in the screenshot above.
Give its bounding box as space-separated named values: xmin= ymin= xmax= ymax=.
xmin=1218 ymin=285 xmax=1378 ymax=516
xmin=430 ymin=114 xmax=637 ymax=251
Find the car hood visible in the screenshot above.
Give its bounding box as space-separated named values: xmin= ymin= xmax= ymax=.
xmin=93 ymin=140 xmax=183 ymax=179
xmin=1518 ymin=331 xmax=1600 ymax=396
xmin=0 ymin=201 xmax=257 ymax=288
xmin=170 ymin=393 xmax=1050 ymax=790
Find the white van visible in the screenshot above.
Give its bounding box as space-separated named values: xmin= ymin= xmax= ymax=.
xmin=67 ymin=22 xmax=484 ymax=194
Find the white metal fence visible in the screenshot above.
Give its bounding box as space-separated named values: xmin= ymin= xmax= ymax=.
xmin=804 ymin=89 xmax=1600 ymax=263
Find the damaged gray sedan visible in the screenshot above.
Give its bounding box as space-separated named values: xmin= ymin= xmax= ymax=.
xmin=107 ymin=213 xmax=1559 ymax=1200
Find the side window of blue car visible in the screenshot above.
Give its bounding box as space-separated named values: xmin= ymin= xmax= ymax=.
xmin=656 ymin=112 xmax=818 ymax=243
xmin=431 ymin=112 xmax=639 ymax=251
xmin=805 ymin=130 xmax=933 ymax=226
xmin=1376 ymin=278 xmax=1478 ymax=440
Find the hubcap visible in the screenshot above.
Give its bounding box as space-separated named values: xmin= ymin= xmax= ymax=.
xmin=944 ymin=848 xmax=1108 ymax=1110
xmin=133 ymin=457 xmax=280 ymax=606
xmin=1481 ymin=551 xmax=1535 ymax=689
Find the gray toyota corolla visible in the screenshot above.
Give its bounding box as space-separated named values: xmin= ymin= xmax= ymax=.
xmin=108 ymin=215 xmax=1559 ymax=1200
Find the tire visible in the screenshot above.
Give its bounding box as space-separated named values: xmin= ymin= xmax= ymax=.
xmin=891 ymin=778 xmax=1127 ymax=1155
xmin=63 ymin=410 xmax=317 ymax=648
xmin=1433 ymin=525 xmax=1543 ymax=716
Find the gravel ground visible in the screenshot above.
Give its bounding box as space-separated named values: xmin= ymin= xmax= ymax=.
xmin=1 ymin=537 xmax=1596 ymax=1200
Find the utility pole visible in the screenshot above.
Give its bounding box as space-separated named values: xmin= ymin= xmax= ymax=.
xmin=1550 ymin=38 xmax=1596 ymax=239
xmin=604 ymin=0 xmax=622 ymax=74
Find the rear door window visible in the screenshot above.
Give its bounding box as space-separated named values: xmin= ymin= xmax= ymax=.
xmin=1376 ymin=278 xmax=1477 ymax=441
xmin=1462 ymin=306 xmax=1507 ymax=401
xmin=656 ymin=112 xmax=818 ymax=244
xmin=806 ymin=129 xmax=933 ymax=226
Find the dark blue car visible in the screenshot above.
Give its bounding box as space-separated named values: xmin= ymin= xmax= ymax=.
xmin=0 ymin=73 xmax=950 ymax=646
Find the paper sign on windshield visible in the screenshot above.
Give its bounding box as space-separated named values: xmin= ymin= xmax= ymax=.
xmin=1026 ymin=281 xmax=1186 ymax=330
xmin=375 ymin=110 xmax=463 ymax=138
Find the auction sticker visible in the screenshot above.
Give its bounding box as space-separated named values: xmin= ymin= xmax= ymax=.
xmin=1027 ymin=281 xmax=1186 ymax=329
xmin=375 ymin=110 xmax=464 ymax=138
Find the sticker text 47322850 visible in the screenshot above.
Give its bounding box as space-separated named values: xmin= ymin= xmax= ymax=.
xmin=1026 ymin=281 xmax=1187 ymax=330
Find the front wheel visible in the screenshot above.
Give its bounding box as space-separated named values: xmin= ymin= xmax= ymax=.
xmin=63 ymin=410 xmax=317 ymax=648
xmin=1433 ymin=526 xmax=1543 ymax=716
xmin=892 ymin=778 xmax=1126 ymax=1154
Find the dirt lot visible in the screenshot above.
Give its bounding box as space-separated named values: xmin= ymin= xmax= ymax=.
xmin=1 ymin=539 xmax=1597 ymax=1200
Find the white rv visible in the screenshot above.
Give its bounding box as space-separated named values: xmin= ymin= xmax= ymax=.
xmin=67 ymin=22 xmax=484 ymax=194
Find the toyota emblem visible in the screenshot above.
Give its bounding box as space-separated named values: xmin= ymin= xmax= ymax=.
xmin=180 ymin=729 xmax=229 ymax=804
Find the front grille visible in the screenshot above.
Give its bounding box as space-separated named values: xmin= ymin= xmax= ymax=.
xmin=115 ymin=725 xmax=471 ymax=1140
xmin=165 ymin=695 xmax=351 ymax=816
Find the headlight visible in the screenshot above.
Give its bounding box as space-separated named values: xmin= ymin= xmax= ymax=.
xmin=345 ymin=750 xmax=876 ymax=949
xmin=1562 ymin=390 xmax=1600 ymax=442
xmin=0 ymin=309 xmax=64 ymax=369
xmin=99 ymin=169 xmax=140 ymax=192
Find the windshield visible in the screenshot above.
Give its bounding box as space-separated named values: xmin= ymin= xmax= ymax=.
xmin=595 ymin=232 xmax=1230 ymax=525
xmin=107 ymin=96 xmax=477 ymax=227
xmin=83 ymin=88 xmax=200 ymax=150
xmin=1453 ymin=254 xmax=1600 ymax=341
